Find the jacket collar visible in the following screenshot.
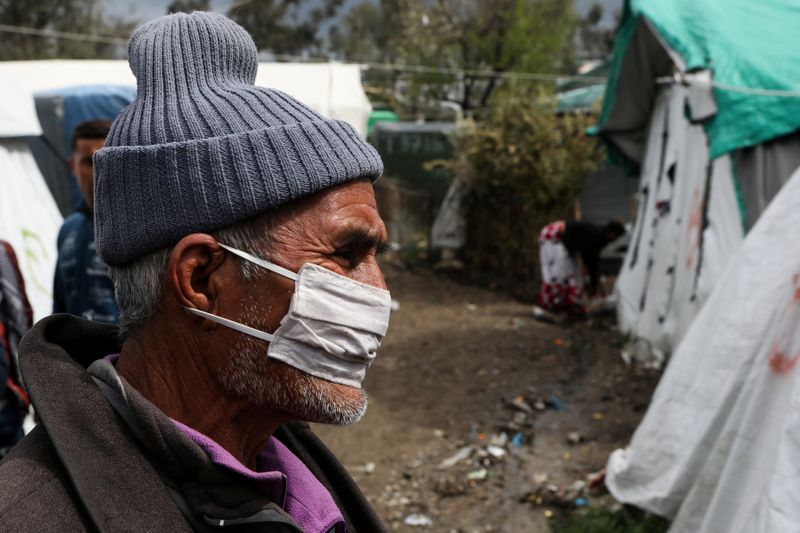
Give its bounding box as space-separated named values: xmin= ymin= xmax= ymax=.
xmin=19 ymin=315 xmax=300 ymax=532
xmin=19 ymin=314 xmax=190 ymax=532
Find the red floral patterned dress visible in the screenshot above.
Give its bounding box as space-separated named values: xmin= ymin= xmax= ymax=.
xmin=536 ymin=221 xmax=585 ymax=315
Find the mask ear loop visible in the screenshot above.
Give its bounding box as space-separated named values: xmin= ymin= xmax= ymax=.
xmin=183 ymin=242 xmax=298 ymax=342
xmin=184 ymin=307 xmax=275 ymax=342
xmin=217 ymin=243 xmax=299 ymax=282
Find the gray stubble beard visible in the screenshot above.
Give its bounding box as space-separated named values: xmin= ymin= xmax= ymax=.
xmin=219 ymin=301 xmax=368 ymax=426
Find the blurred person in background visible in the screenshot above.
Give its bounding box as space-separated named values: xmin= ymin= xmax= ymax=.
xmin=0 ymin=241 xmax=32 ymax=457
xmin=534 ymin=219 xmax=625 ymax=320
xmin=53 ymin=119 xmax=119 ymax=323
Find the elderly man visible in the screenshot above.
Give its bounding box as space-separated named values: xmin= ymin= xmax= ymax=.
xmin=0 ymin=12 xmax=390 ymax=533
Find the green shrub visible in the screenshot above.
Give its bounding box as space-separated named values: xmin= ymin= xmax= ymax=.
xmin=447 ymin=87 xmax=602 ymax=296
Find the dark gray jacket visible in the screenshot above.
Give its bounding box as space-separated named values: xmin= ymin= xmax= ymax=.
xmin=0 ymin=314 xmax=384 ymax=532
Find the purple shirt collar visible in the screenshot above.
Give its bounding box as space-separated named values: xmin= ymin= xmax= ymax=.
xmin=174 ymin=421 xmax=345 ymax=533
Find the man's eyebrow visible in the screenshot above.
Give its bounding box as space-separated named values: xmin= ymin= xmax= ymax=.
xmin=334 ymin=226 xmax=386 ymax=250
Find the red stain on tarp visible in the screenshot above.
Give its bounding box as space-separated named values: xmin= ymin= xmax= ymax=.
xmin=769 ymin=272 xmax=800 ymax=374
xmin=684 ymin=188 xmax=703 ymax=271
xmin=769 ymin=348 xmax=799 ymax=374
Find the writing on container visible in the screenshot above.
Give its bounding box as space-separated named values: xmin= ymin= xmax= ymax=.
xmin=378 ymin=134 xmax=450 ymax=155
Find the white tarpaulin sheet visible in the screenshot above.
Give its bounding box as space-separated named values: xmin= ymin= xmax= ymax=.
xmin=0 ymin=60 xmax=372 ymax=137
xmin=0 ymin=142 xmax=63 ymax=321
xmin=615 ymin=84 xmax=743 ymax=364
xmin=606 ymin=166 xmax=800 ymax=533
xmin=431 ymin=181 xmax=465 ymax=249
xmin=0 ymin=78 xmax=63 ymax=321
xmin=260 ymin=63 xmax=372 ymax=138
xmin=0 ymin=77 xmax=41 ymax=137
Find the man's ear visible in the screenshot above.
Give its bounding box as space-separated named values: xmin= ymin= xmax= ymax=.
xmin=168 ymin=234 xmax=227 ymax=313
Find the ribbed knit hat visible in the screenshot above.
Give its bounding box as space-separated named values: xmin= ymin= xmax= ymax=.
xmin=94 ymin=11 xmax=383 ymax=266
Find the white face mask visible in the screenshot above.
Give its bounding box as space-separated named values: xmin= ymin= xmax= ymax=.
xmin=185 ymin=243 xmax=392 ymax=389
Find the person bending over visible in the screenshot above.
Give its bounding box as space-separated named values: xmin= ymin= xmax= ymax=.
xmin=535 ymin=219 xmax=625 ymax=318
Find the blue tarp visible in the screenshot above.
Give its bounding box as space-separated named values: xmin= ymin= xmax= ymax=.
xmin=31 ymin=85 xmax=135 ymax=215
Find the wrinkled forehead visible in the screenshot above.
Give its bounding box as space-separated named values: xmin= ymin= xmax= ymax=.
xmin=272 ymin=179 xmax=385 ymax=240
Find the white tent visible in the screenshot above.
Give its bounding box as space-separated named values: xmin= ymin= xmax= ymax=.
xmin=260 ymin=62 xmax=372 ymax=138
xmin=0 ymin=78 xmax=63 ymax=321
xmin=606 ymin=166 xmax=800 ymax=532
xmin=0 ymin=60 xmax=373 ymax=137
xmin=614 ymin=80 xmax=744 ymax=365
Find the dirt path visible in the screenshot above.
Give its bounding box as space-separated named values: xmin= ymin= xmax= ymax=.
xmin=314 ymin=267 xmax=660 ymax=532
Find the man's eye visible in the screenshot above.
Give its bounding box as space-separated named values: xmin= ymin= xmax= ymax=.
xmin=333 ymin=242 xmax=390 ymax=265
xmin=332 ymin=249 xmax=356 ymax=264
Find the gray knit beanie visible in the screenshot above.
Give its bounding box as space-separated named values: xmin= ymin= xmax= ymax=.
xmin=93 ymin=11 xmax=383 ymax=266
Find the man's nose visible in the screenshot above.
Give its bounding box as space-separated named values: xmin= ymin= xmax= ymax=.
xmin=356 ymin=257 xmax=387 ymax=291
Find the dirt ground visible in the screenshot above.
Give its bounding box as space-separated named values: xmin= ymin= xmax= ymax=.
xmin=314 ymin=265 xmax=661 ymax=532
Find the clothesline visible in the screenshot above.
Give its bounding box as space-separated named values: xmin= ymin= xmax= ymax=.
xmin=4 ymin=23 xmax=799 ymax=96
xmin=0 ymin=23 xmax=603 ymax=83
xmin=657 ymin=72 xmax=800 ymax=98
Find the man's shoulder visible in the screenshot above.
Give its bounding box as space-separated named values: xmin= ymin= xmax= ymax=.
xmin=0 ymin=426 xmax=91 ymax=530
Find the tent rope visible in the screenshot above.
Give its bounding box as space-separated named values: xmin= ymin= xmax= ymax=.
xmin=707 ymin=82 xmax=800 ymax=98
xmin=658 ymin=72 xmax=800 ymax=98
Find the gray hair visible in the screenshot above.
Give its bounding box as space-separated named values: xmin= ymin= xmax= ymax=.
xmin=108 ymin=213 xmax=274 ymax=338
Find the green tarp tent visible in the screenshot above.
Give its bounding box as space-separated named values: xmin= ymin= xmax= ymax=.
xmin=599 ymin=0 xmax=800 ymax=162
xmin=598 ymin=0 xmax=800 ymax=369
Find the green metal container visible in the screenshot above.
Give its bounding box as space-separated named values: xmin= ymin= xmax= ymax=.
xmin=369 ymin=121 xmax=456 ymax=210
